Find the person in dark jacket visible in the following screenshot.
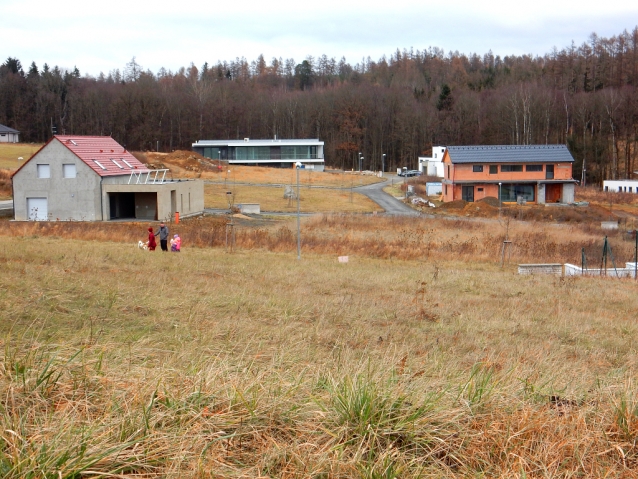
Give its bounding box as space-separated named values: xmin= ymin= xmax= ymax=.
xmin=155 ymin=222 xmax=169 ymax=252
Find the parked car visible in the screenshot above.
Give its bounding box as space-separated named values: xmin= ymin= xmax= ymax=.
xmin=398 ymin=170 xmax=421 ymax=177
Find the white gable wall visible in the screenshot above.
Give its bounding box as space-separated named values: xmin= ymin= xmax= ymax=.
xmin=418 ymin=146 xmax=446 ymax=177
xmin=12 ymin=139 xmax=103 ymax=221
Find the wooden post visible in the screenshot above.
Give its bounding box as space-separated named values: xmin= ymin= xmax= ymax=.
xmin=500 ymin=240 xmax=512 ymax=268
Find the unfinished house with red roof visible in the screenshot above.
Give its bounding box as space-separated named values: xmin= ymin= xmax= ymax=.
xmin=12 ymin=135 xmax=204 ymax=221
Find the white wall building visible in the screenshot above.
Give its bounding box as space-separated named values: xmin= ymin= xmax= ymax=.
xmin=603 ymin=180 xmax=638 ymax=193
xmin=418 ymin=146 xmax=446 ymax=177
xmin=0 ymin=123 xmax=20 ymax=143
xmin=192 ymin=138 xmax=325 ymax=171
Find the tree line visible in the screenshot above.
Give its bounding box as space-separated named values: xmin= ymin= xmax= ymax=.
xmin=1 ymin=27 xmax=637 ymax=184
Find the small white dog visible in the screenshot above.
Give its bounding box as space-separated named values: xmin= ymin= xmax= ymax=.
xmin=137 ymin=240 xmax=148 ymax=250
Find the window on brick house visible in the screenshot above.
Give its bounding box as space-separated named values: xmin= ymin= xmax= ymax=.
xmin=501 ymin=165 xmax=523 ymax=172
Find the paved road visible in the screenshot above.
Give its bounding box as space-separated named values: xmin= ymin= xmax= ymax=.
xmin=0 ymin=200 xmax=13 ymax=217
xmin=204 ymin=208 xmax=316 ymax=217
xmin=0 ymin=176 xmax=421 ymax=218
xmin=356 ymin=176 xmax=421 ymax=216
xmin=206 ymin=175 xmax=421 ymax=216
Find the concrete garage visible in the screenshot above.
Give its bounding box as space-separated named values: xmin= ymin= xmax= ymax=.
xmin=12 ymin=135 xmax=204 ymax=222
xmin=102 ymin=181 xmax=201 ymax=221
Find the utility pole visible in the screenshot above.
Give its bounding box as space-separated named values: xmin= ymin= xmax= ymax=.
xmin=296 ymin=162 xmax=301 ymax=260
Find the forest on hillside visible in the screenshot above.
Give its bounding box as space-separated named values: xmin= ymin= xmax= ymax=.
xmin=1 ymin=27 xmax=637 ymax=184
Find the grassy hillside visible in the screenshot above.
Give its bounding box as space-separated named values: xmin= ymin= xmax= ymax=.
xmin=0 ymin=143 xmax=42 ymax=169
xmin=1 ymin=216 xmax=638 ymax=477
xmin=205 ymin=183 xmax=380 ymax=213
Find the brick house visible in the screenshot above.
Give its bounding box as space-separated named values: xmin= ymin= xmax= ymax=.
xmin=442 ymin=145 xmax=576 ymax=204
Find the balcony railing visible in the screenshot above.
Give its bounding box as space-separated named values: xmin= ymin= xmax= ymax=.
xmin=128 ymin=169 xmax=170 ymax=185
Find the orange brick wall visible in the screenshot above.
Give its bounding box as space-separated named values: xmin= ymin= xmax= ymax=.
xmin=442 ymin=151 xmax=572 ymax=202
xmin=450 ymin=163 xmax=572 ymax=181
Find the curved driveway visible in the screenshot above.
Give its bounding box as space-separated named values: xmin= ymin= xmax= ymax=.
xmin=356 ymin=176 xmax=420 ymax=216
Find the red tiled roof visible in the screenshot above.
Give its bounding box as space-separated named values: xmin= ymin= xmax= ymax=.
xmin=55 ymin=135 xmax=149 ymax=177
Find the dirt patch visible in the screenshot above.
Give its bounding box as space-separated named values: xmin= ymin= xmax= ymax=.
xmin=139 ymin=150 xmax=223 ymax=177
xmin=477 ymin=196 xmax=500 ymax=208
xmin=438 ymin=199 xmax=467 ymax=210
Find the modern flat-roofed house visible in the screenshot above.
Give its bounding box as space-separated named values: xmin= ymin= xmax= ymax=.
xmin=0 ymin=123 xmax=20 ymax=143
xmin=192 ymin=138 xmax=325 ymax=171
xmin=603 ymin=180 xmax=638 ymax=193
xmin=12 ymin=135 xmax=204 ymax=221
xmin=418 ymin=146 xmax=445 ymax=177
xmin=442 ymin=145 xmax=576 ymax=204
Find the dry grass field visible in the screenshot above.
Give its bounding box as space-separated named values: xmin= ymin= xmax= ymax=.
xmin=205 ymin=184 xmax=381 ymax=213
xmin=143 ymin=151 xmax=382 ymax=188
xmin=0 ymin=143 xmax=43 ymax=199
xmin=0 ymin=143 xmax=41 ymax=170
xmin=2 ymin=215 xmax=638 ymax=477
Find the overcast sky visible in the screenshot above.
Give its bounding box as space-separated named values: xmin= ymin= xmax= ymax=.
xmin=2 ymin=0 xmax=637 ymax=76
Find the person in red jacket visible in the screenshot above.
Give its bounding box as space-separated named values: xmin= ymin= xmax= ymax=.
xmin=147 ymin=227 xmax=157 ymax=251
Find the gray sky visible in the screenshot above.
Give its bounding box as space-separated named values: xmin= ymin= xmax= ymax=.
xmin=2 ymin=0 xmax=637 ymax=76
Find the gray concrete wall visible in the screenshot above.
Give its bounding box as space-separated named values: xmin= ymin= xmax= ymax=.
xmin=102 ymin=179 xmax=204 ymax=221
xmin=518 ymin=263 xmax=563 ymax=275
xmin=562 ymin=183 xmax=575 ymax=203
xmin=537 ymin=183 xmax=546 ymax=204
xmin=238 ymin=203 xmax=260 ymax=214
xmin=12 ymin=139 xmax=102 ymax=221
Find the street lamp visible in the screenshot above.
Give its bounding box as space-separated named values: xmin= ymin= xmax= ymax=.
xmin=358 ymin=152 xmax=362 ymax=172
xmin=382 ymin=154 xmax=386 ymax=174
xmin=499 ymin=182 xmax=502 ymax=217
xmin=403 ymin=167 xmax=408 ymax=199
xmin=296 ymin=161 xmax=302 ymax=260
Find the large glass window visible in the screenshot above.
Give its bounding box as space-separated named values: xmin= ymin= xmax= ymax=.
xmin=526 ymin=164 xmax=543 ymax=172
xmin=203 ymin=148 xmax=222 ymax=160
xmin=235 ymin=147 xmax=271 ymax=160
xmin=472 ymin=165 xmax=483 ymax=172
xmin=489 ymin=165 xmax=498 ymax=174
xmin=501 ymin=165 xmax=523 ymax=172
xmin=499 ymin=184 xmax=535 ymax=202
xmin=281 ymin=146 xmax=317 ymax=159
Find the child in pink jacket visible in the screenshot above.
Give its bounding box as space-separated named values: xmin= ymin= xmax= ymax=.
xmin=170 ymin=234 xmax=181 ymax=252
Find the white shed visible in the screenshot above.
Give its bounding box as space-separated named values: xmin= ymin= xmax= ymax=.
xmin=0 ymin=124 xmax=20 ymax=143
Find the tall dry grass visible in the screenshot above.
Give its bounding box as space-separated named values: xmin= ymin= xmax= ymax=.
xmin=577 ymin=185 xmax=638 ymax=205
xmin=0 ymin=170 xmax=13 ymax=199
xmin=2 ymin=213 xmax=636 ymax=266
xmin=1 ymin=235 xmax=638 ymax=477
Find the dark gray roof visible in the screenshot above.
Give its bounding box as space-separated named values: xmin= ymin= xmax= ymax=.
xmin=446 ymin=145 xmax=574 ymax=164
xmin=0 ymin=124 xmax=20 ymax=134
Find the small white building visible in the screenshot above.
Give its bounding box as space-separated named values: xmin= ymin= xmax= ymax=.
xmin=0 ymin=123 xmax=20 ymax=143
xmin=418 ymin=146 xmax=445 ymax=177
xmin=603 ymin=180 xmax=638 ymax=193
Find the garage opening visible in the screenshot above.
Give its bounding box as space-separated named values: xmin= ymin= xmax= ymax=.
xmin=109 ymin=192 xmax=157 ymax=220
xmin=27 ymin=197 xmax=48 ymax=221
